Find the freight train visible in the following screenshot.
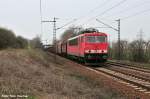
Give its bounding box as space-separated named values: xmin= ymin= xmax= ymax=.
xmin=56 ymin=29 xmax=108 ymax=65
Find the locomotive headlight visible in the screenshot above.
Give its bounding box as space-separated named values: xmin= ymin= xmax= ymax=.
xmin=104 ymin=50 xmax=108 ymax=53
xmin=85 ymin=50 xmax=90 ymax=53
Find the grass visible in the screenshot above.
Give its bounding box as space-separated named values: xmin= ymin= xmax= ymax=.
xmin=69 ymin=73 xmax=88 ymax=81
xmin=0 ymin=49 xmax=125 ymax=99
xmin=27 ymin=96 xmax=36 ymax=99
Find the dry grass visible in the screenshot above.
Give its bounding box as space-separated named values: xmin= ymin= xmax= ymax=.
xmin=0 ymin=49 xmax=124 ymax=99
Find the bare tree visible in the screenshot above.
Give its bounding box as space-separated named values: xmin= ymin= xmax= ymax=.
xmin=109 ymin=29 xmax=150 ymax=63
xmin=109 ymin=40 xmax=129 ymax=60
xmin=60 ymin=26 xmax=83 ymax=42
xmin=144 ymin=40 xmax=150 ymax=62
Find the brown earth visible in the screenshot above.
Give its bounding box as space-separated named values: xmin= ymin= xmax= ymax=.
xmin=0 ymin=49 xmax=125 ymax=99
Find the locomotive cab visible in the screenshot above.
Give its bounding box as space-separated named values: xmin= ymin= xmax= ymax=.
xmin=66 ymin=31 xmax=108 ymax=65
xmin=83 ymin=33 xmax=108 ymax=63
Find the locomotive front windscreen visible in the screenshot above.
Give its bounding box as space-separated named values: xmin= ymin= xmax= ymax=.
xmin=86 ymin=36 xmax=107 ymax=43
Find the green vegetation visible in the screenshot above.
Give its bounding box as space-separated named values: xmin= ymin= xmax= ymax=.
xmin=16 ymin=36 xmax=28 ymax=48
xmin=0 ymin=27 xmax=43 ymax=50
xmin=27 ymin=96 xmax=36 ymax=99
xmin=0 ymin=27 xmax=28 ymax=49
xmin=30 ymin=36 xmax=43 ymax=49
xmin=0 ymin=27 xmax=17 ymax=49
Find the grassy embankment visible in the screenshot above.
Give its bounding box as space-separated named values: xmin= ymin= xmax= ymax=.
xmin=0 ymin=49 xmax=124 ymax=99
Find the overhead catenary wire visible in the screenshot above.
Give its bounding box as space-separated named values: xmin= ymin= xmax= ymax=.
xmin=96 ymin=0 xmax=127 ymax=17
xmin=80 ymin=0 xmax=128 ymax=26
xmin=102 ymin=0 xmax=150 ymax=19
xmin=67 ymin=0 xmax=111 ymax=26
xmin=77 ymin=0 xmax=110 ymax=19
xmin=90 ymin=0 xmax=110 ymax=12
xmin=41 ymin=1 xmax=110 ymax=35
xmin=56 ymin=19 xmax=77 ymax=30
xmin=120 ymin=8 xmax=150 ymax=20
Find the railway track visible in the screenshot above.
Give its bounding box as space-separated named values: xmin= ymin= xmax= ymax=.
xmin=93 ymin=67 xmax=150 ymax=93
xmin=47 ymin=52 xmax=150 ymax=96
xmin=104 ymin=62 xmax=150 ymax=82
xmin=108 ymin=60 xmax=150 ymax=70
xmin=91 ymin=61 xmax=150 ymax=93
xmin=84 ymin=61 xmax=150 ymax=93
xmin=63 ymin=55 xmax=150 ymax=93
xmin=107 ymin=61 xmax=150 ymax=73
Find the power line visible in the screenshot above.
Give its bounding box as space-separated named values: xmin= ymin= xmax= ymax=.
xmin=96 ymin=19 xmax=118 ymax=31
xmin=120 ymin=8 xmax=150 ymax=20
xmin=57 ymin=19 xmax=77 ymax=30
xmin=81 ymin=0 xmax=127 ymax=26
xmin=96 ymin=0 xmax=127 ymax=17
xmin=91 ymin=0 xmax=110 ymax=11
xmin=78 ymin=0 xmax=110 ymax=19
xmin=102 ymin=0 xmax=150 ymax=18
xmin=66 ymin=0 xmax=111 ymax=26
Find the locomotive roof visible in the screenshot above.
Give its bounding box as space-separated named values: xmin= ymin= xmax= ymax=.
xmin=83 ymin=32 xmax=107 ymax=36
xmin=68 ymin=32 xmax=107 ymax=41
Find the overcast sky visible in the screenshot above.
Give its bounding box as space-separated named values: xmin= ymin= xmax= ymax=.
xmin=0 ymin=0 xmax=150 ymax=44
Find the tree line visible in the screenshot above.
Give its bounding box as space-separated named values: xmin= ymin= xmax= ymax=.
xmin=0 ymin=27 xmax=42 ymax=50
xmin=109 ymin=39 xmax=150 ymax=63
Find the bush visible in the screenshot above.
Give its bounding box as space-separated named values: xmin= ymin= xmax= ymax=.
xmin=30 ymin=36 xmax=43 ymax=49
xmin=0 ymin=27 xmax=29 ymax=49
xmin=0 ymin=27 xmax=16 ymax=49
xmin=16 ymin=36 xmax=28 ymax=48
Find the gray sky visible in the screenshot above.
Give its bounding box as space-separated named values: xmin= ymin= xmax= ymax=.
xmin=1 ymin=0 xmax=150 ymax=44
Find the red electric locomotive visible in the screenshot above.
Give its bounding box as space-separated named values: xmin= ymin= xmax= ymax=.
xmin=57 ymin=29 xmax=108 ymax=65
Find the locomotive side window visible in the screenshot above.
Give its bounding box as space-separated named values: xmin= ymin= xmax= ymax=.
xmin=86 ymin=36 xmax=106 ymax=43
xmin=69 ymin=38 xmax=78 ymax=46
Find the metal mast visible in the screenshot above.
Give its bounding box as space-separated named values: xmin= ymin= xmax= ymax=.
xmin=96 ymin=18 xmax=121 ymax=60
xmin=42 ymin=17 xmax=58 ymax=62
